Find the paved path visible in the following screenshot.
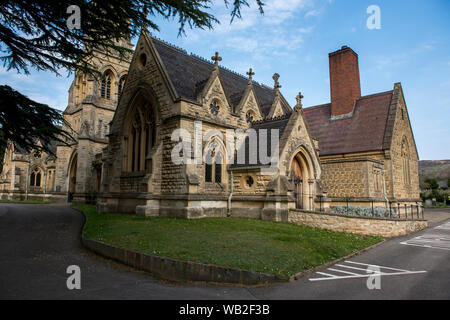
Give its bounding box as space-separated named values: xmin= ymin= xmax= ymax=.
xmin=1 ymin=204 xmax=449 ymax=299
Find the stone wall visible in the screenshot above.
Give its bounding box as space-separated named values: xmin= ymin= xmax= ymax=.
xmin=388 ymin=84 xmax=420 ymax=201
xmin=288 ymin=209 xmax=427 ymax=237
xmin=321 ymin=158 xmax=371 ymax=198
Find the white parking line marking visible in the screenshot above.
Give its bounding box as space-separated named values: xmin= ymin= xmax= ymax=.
xmin=400 ymin=235 xmax=450 ymax=251
xmin=344 ymin=260 xmax=409 ymax=272
xmin=309 ymin=261 xmax=426 ymax=282
xmin=435 ymin=222 xmax=450 ymax=230
xmin=316 ymin=272 xmax=338 ymax=278
xmin=327 ymin=268 xmax=360 ymax=276
xmin=335 ymin=264 xmax=370 ymax=272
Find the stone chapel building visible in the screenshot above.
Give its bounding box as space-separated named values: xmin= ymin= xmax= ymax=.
xmin=304 ymin=46 xmax=421 ymax=213
xmin=0 ymin=32 xmax=420 ymax=218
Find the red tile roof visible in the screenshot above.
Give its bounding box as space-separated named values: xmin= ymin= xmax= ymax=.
xmin=303 ymin=91 xmax=393 ymax=156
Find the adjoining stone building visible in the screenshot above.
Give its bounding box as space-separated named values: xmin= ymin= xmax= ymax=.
xmin=0 ymin=140 xmax=57 ymax=201
xmin=0 ymin=38 xmax=133 ymax=203
xmin=0 ymin=34 xmax=420 ymax=218
xmin=54 ymin=38 xmax=134 ymax=204
xmin=304 ymin=46 xmax=421 ymax=213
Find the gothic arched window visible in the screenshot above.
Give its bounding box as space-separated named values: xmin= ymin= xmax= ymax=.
xmin=101 ymin=70 xmax=113 ymax=100
xmin=30 ymin=167 xmax=42 ymax=187
xmin=126 ymin=102 xmax=156 ymax=173
xmin=205 ymin=143 xmax=224 ymax=184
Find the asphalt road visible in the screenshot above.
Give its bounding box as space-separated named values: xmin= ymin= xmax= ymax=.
xmin=1 ymin=204 xmax=449 ymax=300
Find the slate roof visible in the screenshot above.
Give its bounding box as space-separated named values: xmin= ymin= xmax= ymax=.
xmin=303 ymin=91 xmax=394 ymax=156
xmin=14 ymin=138 xmax=58 ymax=155
xmin=230 ymin=116 xmax=291 ymax=168
xmin=151 ymin=37 xmax=289 ymax=117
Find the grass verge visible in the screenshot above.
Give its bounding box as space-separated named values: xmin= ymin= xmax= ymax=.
xmin=75 ymin=204 xmax=383 ymax=279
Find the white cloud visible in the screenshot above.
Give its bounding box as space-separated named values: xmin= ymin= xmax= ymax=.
xmin=225 ymin=37 xmax=258 ymax=52
xmin=305 ymin=9 xmax=321 ymax=18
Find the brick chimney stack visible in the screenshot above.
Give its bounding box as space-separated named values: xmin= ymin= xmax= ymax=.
xmin=329 ymin=46 xmax=361 ymax=117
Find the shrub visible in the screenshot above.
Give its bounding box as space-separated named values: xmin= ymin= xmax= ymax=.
xmin=331 ymin=205 xmax=398 ymax=219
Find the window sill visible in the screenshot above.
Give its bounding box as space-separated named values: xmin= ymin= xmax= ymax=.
xmin=121 ymin=172 xmax=147 ymax=178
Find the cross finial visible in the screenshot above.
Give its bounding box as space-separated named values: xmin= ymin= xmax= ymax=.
xmin=296 ymin=92 xmax=304 ymax=106
xmin=273 ymin=73 xmax=281 ymax=90
xmin=211 ymin=52 xmax=222 ymax=67
xmin=294 ymin=92 xmax=304 ymax=112
xmin=246 ymin=68 xmax=255 ymax=84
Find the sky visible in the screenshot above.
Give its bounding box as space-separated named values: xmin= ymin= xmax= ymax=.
xmin=1 ymin=0 xmax=449 ymax=160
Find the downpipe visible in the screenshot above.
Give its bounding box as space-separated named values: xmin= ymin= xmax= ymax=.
xmin=227 ymin=170 xmax=233 ymax=217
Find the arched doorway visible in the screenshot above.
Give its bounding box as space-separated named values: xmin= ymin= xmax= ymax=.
xmin=289 ymin=149 xmax=316 ymax=210
xmin=290 ymin=158 xmax=303 ymax=209
xmin=68 ymin=153 xmax=78 ymax=201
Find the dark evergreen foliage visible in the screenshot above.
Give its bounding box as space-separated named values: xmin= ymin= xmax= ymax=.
xmin=0 ymin=0 xmax=264 ymax=156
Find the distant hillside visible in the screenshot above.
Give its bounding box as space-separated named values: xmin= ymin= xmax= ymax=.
xmin=419 ymin=160 xmax=450 ymax=188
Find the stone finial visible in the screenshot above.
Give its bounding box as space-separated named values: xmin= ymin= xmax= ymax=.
xmin=211 ymin=52 xmax=222 ymax=67
xmin=296 ymin=92 xmax=304 ymax=107
xmin=273 ymin=73 xmax=281 ymax=90
xmin=246 ymin=68 xmax=255 ymax=84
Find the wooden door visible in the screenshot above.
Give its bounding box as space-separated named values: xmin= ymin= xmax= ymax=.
xmin=290 ymin=158 xmax=303 ymax=209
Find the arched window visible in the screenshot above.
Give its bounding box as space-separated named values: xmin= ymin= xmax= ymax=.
xmin=126 ymin=102 xmax=156 ymax=173
xmin=118 ymin=76 xmax=126 ymax=100
xmin=401 ymin=138 xmax=410 ymax=185
xmin=30 ymin=167 xmax=42 ymax=187
xmin=204 ymin=143 xmax=224 ymax=184
xmin=101 ymin=70 xmax=113 ymax=100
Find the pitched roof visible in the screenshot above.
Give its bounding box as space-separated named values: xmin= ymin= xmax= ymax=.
xmin=14 ymin=138 xmax=58 ymax=156
xmin=231 ymin=115 xmax=291 ymax=168
xmin=151 ymin=37 xmax=284 ymax=117
xmin=303 ymin=91 xmax=394 ymax=156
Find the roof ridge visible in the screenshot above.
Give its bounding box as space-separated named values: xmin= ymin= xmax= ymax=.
xmin=150 ymin=35 xmax=188 ymax=54
xmin=358 ymin=90 xmax=393 ymax=100
xmin=304 ymin=90 xmax=394 ymax=111
xmin=150 ymin=35 xmax=271 ymax=92
xmin=304 ymin=103 xmax=331 ymax=111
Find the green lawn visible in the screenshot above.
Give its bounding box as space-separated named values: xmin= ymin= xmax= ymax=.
xmin=0 ymin=199 xmax=50 ymax=204
xmin=75 ymin=204 xmax=383 ymax=279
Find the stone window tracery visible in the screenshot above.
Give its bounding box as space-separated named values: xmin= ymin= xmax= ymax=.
xmin=246 ymin=111 xmax=254 ymax=123
xmin=101 ymin=70 xmax=113 ymax=100
xmin=209 ymin=100 xmax=220 ymax=116
xmin=125 ymin=102 xmax=156 ymax=173
xmin=30 ymin=167 xmax=42 ymax=187
xmin=205 ymin=144 xmax=223 ymax=184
